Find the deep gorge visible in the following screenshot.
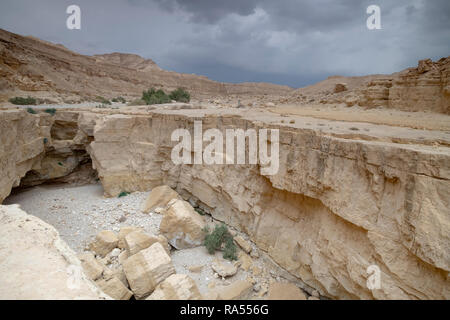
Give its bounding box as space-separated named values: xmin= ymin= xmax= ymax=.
xmin=1 ymin=106 xmax=449 ymax=300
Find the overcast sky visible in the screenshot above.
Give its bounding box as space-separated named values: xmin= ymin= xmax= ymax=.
xmin=1 ymin=0 xmax=449 ymax=87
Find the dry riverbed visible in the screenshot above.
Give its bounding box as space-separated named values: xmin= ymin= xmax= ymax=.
xmin=4 ymin=183 xmax=311 ymax=299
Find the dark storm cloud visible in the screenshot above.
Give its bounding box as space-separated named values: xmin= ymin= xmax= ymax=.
xmin=153 ymin=0 xmax=261 ymax=23
xmin=0 ymin=0 xmax=449 ymax=87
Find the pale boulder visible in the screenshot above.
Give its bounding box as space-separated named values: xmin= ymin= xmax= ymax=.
xmin=159 ymin=199 xmax=206 ymax=249
xmin=78 ymin=252 xmax=104 ymax=281
xmin=0 ymin=204 xmax=109 ymax=299
xmin=146 ymin=274 xmax=202 ymax=300
xmin=234 ymin=236 xmax=252 ymax=254
xmin=124 ymin=230 xmax=159 ymax=256
xmin=122 ymin=242 xmax=175 ymax=299
xmin=89 ymin=230 xmax=118 ymax=257
xmin=211 ymin=259 xmax=238 ymax=278
xmin=96 ymin=277 xmax=133 ymax=300
xmin=141 ymin=185 xmax=180 ymax=213
xmin=118 ymin=226 xmax=143 ymax=249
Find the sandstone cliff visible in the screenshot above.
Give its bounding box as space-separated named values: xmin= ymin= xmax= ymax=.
xmin=1 ymin=106 xmax=448 ymax=300
xmin=287 ymin=57 xmax=450 ymax=114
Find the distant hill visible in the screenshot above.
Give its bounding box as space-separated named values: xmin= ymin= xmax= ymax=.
xmin=0 ymin=28 xmax=293 ymax=103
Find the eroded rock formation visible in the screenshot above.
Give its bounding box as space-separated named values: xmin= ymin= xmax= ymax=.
xmin=0 ymin=204 xmax=109 ymax=299
xmin=0 ymin=106 xmax=449 ymax=300
xmin=287 ymin=57 xmax=450 ymax=114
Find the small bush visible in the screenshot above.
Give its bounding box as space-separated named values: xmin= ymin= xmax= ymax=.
xmin=223 ymin=236 xmax=237 ymax=261
xmin=142 ymin=88 xmax=171 ymax=105
xmin=112 ymin=96 xmax=126 ymax=103
xmin=26 ymin=107 xmax=37 ymax=114
xmin=169 ymin=88 xmax=190 ymax=103
xmin=95 ymin=96 xmax=111 ymax=105
xmin=203 ymin=224 xmax=237 ymax=261
xmin=118 ymin=191 xmax=130 ymax=198
xmin=195 ymin=207 xmax=206 ymax=216
xmin=44 ymin=108 xmax=57 ymax=116
xmin=10 ymin=96 xmax=37 ymax=105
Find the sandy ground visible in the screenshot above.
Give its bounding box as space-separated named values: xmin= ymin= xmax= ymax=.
xmin=4 ymin=183 xmax=294 ymax=297
xmin=270 ymin=104 xmax=450 ymax=131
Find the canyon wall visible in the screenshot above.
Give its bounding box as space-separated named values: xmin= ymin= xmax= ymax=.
xmin=86 ymin=109 xmax=449 ymax=299
xmin=1 ymin=107 xmax=449 ymax=299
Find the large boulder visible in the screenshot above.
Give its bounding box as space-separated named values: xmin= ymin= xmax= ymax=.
xmin=159 ymin=199 xmax=206 ymax=249
xmin=0 ymin=204 xmax=109 ymax=299
xmin=211 ymin=259 xmax=238 ymax=278
xmin=117 ymin=226 xmax=143 ymax=249
xmin=147 ymin=274 xmax=202 ymax=300
xmin=124 ymin=230 xmax=160 ymax=256
xmin=122 ymin=242 xmax=175 ymax=299
xmin=78 ymin=252 xmax=104 ymax=281
xmin=89 ymin=230 xmax=119 ymax=257
xmin=141 ymin=185 xmax=180 ymax=213
xmin=96 ymin=277 xmax=133 ymax=300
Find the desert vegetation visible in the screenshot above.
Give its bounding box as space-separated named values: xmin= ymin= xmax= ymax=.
xmin=203 ymin=224 xmax=238 ymax=261
xmin=142 ymin=87 xmax=191 ymax=105
xmin=9 ymin=96 xmax=37 ymax=105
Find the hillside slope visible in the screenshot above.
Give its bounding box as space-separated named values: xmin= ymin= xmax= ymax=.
xmin=0 ymin=29 xmax=293 ymax=103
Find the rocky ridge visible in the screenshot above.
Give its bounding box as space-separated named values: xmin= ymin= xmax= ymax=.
xmin=286 ymin=57 xmax=450 ymax=114
xmin=0 ymin=28 xmax=293 ymax=103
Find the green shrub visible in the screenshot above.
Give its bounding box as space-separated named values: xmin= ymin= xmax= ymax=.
xmin=95 ymin=96 xmax=111 ymax=105
xmin=142 ymin=88 xmax=171 ymax=105
xmin=203 ymin=224 xmax=237 ymax=261
xmin=169 ymin=88 xmax=190 ymax=103
xmin=223 ymin=236 xmax=238 ymax=261
xmin=195 ymin=207 xmax=206 ymax=216
xmin=113 ymin=96 xmax=126 ymax=103
xmin=10 ymin=96 xmax=37 ymax=105
xmin=118 ymin=191 xmax=130 ymax=198
xmin=26 ymin=107 xmax=37 ymax=114
xmin=44 ymin=108 xmax=57 ymax=116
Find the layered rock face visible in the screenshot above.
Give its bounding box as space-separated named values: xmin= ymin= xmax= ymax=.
xmin=86 ymin=108 xmax=450 ymax=300
xmin=1 ymin=106 xmax=449 ymax=300
xmin=0 ymin=109 xmax=44 ymax=203
xmin=389 ymin=57 xmax=450 ymax=114
xmin=0 ymin=204 xmax=109 ymax=299
xmin=287 ymin=57 xmax=450 ymax=114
